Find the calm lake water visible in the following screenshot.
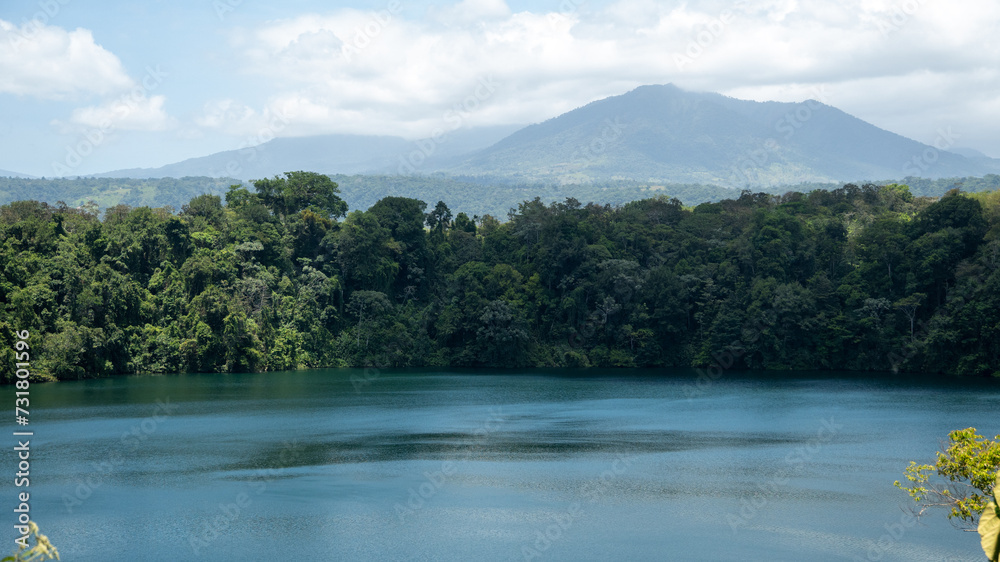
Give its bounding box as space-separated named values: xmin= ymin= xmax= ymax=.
xmin=9 ymin=368 xmax=1000 ymax=561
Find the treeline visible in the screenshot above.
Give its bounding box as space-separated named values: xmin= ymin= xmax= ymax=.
xmin=0 ymin=176 xmax=236 ymax=211
xmin=892 ymin=174 xmax=1000 ymax=197
xmin=0 ymin=173 xmax=766 ymax=219
xmin=2 ymin=171 xmax=999 ymax=381
xmin=5 ymin=174 xmax=999 ymax=221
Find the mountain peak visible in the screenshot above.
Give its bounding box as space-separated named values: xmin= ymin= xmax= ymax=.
xmin=619 ymin=83 xmax=690 ymax=101
xmin=449 ymin=85 xmax=998 ymax=185
xmin=628 ymin=83 xmax=682 ymax=93
xmin=82 ymin=84 xmax=1000 ymax=186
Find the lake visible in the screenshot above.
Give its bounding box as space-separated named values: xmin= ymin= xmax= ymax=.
xmin=11 ymin=368 xmax=1000 ymax=561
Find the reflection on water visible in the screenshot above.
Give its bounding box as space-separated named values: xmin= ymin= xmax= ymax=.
xmin=11 ymin=368 xmax=999 ymax=561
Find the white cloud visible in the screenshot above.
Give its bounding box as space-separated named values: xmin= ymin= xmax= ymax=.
xmin=0 ymin=19 xmax=177 ymax=135
xmin=195 ymin=98 xmax=300 ymax=146
xmin=194 ymin=0 xmax=1000 ymax=154
xmin=67 ymin=95 xmax=174 ymax=132
xmin=430 ymin=0 xmax=512 ymax=25
xmin=0 ymin=19 xmax=133 ymax=99
xmin=196 ymin=99 xmax=259 ymax=131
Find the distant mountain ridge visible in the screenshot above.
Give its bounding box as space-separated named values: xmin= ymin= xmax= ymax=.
xmin=446 ymin=84 xmax=999 ymax=185
xmin=91 ymin=125 xmax=523 ymax=181
xmin=0 ymin=169 xmax=34 ymax=179
xmin=87 ymin=83 xmax=1000 ymax=186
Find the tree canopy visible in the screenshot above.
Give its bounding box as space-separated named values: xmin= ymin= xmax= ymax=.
xmin=2 ymin=178 xmax=1000 ymax=380
xmin=248 ymin=171 xmax=348 ymax=219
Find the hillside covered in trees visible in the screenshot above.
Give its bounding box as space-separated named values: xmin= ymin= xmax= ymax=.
xmin=0 ymin=176 xmax=238 ymax=212
xmin=2 ymin=171 xmax=999 ymax=381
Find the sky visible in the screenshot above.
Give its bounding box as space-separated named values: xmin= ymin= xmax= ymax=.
xmin=1 ymin=0 xmax=998 ymax=177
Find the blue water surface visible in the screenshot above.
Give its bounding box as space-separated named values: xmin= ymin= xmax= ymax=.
xmin=7 ymin=368 xmax=998 ymax=561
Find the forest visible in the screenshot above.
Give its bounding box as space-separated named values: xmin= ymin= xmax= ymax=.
xmin=2 ymin=171 xmax=999 ymax=381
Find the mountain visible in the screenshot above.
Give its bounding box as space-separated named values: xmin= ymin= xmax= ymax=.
xmin=447 ymin=84 xmax=1000 ymax=186
xmin=0 ymin=169 xmax=34 ymax=178
xmin=85 ymin=83 xmax=1000 ymax=188
xmin=92 ymin=125 xmax=523 ymax=180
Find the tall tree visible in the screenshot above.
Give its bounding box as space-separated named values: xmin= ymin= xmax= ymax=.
xmin=253 ymin=171 xmax=348 ymax=220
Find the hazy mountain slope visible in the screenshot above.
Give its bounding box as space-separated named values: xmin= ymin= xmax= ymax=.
xmin=91 ymin=135 xmax=412 ymax=180
xmin=714 ymin=95 xmax=987 ymax=180
xmin=0 ymin=169 xmax=35 ymax=178
xmin=33 ymin=82 xmax=1000 ymax=206
xmin=457 ymin=84 xmax=791 ymax=184
xmin=92 ymin=125 xmax=523 ymax=180
xmin=86 ymin=84 xmax=999 ymax=187
xmin=449 ymin=84 xmax=999 ymax=185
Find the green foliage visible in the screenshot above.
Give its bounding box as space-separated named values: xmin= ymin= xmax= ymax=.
xmin=3 ymin=521 xmax=59 ymax=562
xmin=2 ymin=179 xmax=1000 ymax=378
xmin=0 ymin=176 xmax=235 ymax=211
xmin=252 ymin=171 xmax=347 ymax=219
xmin=895 ymin=428 xmax=1000 ymax=524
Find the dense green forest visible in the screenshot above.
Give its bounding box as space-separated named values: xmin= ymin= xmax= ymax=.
xmin=2 ymin=171 xmax=999 ymax=381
